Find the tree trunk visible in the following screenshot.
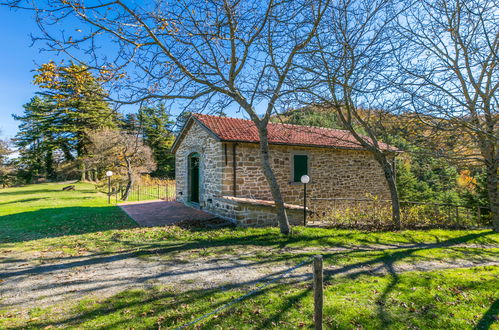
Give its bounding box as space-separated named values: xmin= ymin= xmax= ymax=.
xmin=45 ymin=149 xmax=55 ymax=180
xmin=485 ymin=160 xmax=498 ymax=231
xmin=121 ymin=158 xmax=134 ymax=201
xmin=61 ymin=144 xmax=75 ymax=162
xmin=80 ymin=161 xmax=86 ymax=182
xmin=375 ymin=153 xmax=401 ymax=229
xmin=256 ymin=125 xmax=291 ymax=235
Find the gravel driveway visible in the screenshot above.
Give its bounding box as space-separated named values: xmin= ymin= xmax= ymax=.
xmin=1 ymin=244 xmax=497 ymax=310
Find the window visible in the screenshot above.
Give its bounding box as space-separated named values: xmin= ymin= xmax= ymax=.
xmin=293 ymin=154 xmax=308 ymax=182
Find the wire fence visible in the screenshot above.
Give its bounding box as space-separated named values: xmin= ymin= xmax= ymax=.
xmin=308 ymin=197 xmax=491 ymax=229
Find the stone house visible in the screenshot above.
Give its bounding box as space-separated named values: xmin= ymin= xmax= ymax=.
xmin=171 ymin=114 xmax=399 ymax=226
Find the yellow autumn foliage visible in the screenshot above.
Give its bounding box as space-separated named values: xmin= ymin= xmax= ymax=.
xmin=457 ymin=170 xmax=477 ymax=191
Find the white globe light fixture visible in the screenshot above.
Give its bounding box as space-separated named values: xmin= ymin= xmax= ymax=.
xmin=105 ymin=171 xmax=113 ymax=204
xmin=300 ymin=175 xmax=310 ymax=226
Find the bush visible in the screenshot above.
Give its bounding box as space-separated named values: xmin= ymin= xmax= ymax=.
xmin=309 ymin=197 xmax=484 ymax=230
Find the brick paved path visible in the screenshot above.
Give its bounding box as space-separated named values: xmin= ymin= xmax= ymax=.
xmin=119 ymin=200 xmax=216 ymax=226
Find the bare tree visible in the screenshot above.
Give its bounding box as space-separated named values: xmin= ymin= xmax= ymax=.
xmin=394 ymin=0 xmax=498 ymax=231
xmin=85 ymin=129 xmax=156 ymax=200
xmin=7 ymin=0 xmax=330 ymax=234
xmin=299 ymin=0 xmax=405 ymax=228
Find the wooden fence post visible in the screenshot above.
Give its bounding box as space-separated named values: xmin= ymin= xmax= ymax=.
xmin=314 ymin=255 xmax=323 ymax=330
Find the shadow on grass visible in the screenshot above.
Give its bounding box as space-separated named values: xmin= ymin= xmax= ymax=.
xmin=475 ymin=299 xmax=498 ymax=330
xmin=0 ymin=206 xmax=138 ymax=243
xmin=0 ymin=197 xmax=50 ymax=206
xmin=1 ymin=231 xmax=497 ymax=329
xmin=0 ymin=189 xmax=60 ymax=196
xmin=1 ymin=230 xmax=495 ymax=280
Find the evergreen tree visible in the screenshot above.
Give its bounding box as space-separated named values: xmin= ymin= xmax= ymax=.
xmin=14 ymin=62 xmax=119 ymax=181
xmin=13 ymin=96 xmax=57 ymax=181
xmin=137 ymin=103 xmax=175 ymax=178
xmin=0 ymin=136 xmax=14 ymax=187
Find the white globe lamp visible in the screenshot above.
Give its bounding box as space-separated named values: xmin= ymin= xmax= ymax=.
xmin=106 ymin=170 xmax=113 ymax=204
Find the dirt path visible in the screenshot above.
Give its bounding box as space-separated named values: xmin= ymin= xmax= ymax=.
xmin=1 ymin=245 xmax=497 ymax=310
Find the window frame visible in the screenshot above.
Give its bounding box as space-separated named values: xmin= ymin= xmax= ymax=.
xmin=290 ymin=152 xmax=310 ymax=184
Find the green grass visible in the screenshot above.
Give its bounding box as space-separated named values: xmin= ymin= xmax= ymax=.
xmin=0 ymin=182 xmax=137 ymax=244
xmin=0 ymin=183 xmax=498 ymax=329
xmin=2 ymin=183 xmax=498 ymax=253
xmin=1 ymin=266 xmax=497 ymax=329
xmin=1 ymin=183 xmax=498 ymax=266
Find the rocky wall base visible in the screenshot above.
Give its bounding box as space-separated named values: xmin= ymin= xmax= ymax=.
xmin=206 ymin=197 xmax=305 ymax=227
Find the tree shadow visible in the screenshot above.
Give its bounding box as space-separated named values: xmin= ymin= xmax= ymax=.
xmin=0 ymin=197 xmax=49 ymax=206
xmin=475 ymin=300 xmax=498 ymax=330
xmin=328 ymin=232 xmax=496 ymax=328
xmin=2 ymin=231 xmax=494 ymax=280
xmin=0 ymin=206 xmax=137 ymax=243
xmin=0 ymin=189 xmax=60 ymax=196
xmin=2 ymin=231 xmax=496 ymax=328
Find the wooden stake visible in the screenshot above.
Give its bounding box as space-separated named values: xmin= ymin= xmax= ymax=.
xmin=314 ymin=255 xmax=323 ymax=330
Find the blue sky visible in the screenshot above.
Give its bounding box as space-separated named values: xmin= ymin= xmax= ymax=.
xmin=0 ymin=6 xmax=53 ymax=140
xmin=0 ymin=6 xmax=162 ymax=142
xmin=0 ymin=6 xmax=154 ymax=140
xmin=0 ymin=4 xmax=258 ymax=141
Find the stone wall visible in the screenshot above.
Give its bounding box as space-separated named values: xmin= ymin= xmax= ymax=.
xmin=175 ymin=120 xmax=394 ymax=227
xmin=209 ymin=196 xmax=304 ymax=227
xmin=175 ymin=121 xmax=223 ymax=206
xmin=221 ymin=142 xmax=393 ymax=205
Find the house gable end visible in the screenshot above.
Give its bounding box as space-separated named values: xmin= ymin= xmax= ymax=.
xmin=171 ymin=116 xmax=221 ymax=154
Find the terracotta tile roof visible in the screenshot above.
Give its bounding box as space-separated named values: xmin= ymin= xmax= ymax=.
xmin=192 ymin=114 xmax=399 ymax=152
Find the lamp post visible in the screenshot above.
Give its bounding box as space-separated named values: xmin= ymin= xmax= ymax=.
xmin=301 ymin=174 xmax=310 ymax=226
xmin=106 ymin=170 xmax=113 ymax=205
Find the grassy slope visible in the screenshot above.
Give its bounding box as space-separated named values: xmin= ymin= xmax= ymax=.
xmin=0 ymin=183 xmax=498 ymax=329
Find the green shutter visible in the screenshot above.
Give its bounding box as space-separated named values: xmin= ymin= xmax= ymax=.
xmin=293 ymin=155 xmax=308 ymax=182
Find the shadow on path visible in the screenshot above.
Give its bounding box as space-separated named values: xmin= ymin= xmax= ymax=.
xmin=2 ymin=231 xmax=497 ymax=329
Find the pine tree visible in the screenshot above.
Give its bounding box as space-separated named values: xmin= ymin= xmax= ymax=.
xmin=13 ymin=96 xmax=57 ymax=181
xmin=0 ymin=135 xmax=14 ymax=187
xmin=137 ymin=103 xmax=175 ymax=178
xmin=14 ymin=62 xmax=119 ymax=181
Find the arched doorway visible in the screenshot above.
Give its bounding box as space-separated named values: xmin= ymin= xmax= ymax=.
xmin=188 ymin=153 xmax=200 ymax=203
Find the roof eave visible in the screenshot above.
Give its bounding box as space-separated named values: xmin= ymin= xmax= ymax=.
xmin=219 ymin=139 xmax=402 ymax=153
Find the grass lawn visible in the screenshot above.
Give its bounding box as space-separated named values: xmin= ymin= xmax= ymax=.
xmin=0 ymin=182 xmax=136 ymax=244
xmin=0 ymin=183 xmax=498 ymax=329
xmin=2 ymin=266 xmax=497 ymax=329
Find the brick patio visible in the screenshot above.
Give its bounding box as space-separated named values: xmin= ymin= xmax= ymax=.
xmin=119 ymin=200 xmax=216 ymax=227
